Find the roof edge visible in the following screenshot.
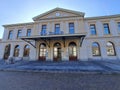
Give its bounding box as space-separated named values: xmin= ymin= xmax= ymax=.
xmin=85 ymin=14 xmax=120 ymax=20
xmin=33 ymin=7 xmax=85 ymax=21
xmin=3 ymin=22 xmax=34 ymax=27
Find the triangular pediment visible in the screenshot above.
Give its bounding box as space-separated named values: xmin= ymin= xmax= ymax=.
xmin=33 ymin=7 xmax=85 ymax=21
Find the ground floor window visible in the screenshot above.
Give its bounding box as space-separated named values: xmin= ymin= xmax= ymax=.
xmin=14 ymin=45 xmax=20 ymax=57
xmin=92 ymin=42 xmax=101 ymax=56
xmin=4 ymin=44 xmax=11 ymax=59
xmin=23 ymin=45 xmax=30 ymax=57
xmin=68 ymin=42 xmax=77 ymax=61
xmin=106 ymin=42 xmax=116 ymax=56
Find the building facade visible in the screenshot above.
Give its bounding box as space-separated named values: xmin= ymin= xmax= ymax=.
xmin=0 ymin=8 xmax=120 ymax=61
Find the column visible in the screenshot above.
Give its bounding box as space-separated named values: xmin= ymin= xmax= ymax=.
xmin=19 ymin=43 xmax=24 ymax=58
xmin=100 ymin=40 xmax=107 ymax=60
xmin=10 ymin=44 xmax=15 ymax=57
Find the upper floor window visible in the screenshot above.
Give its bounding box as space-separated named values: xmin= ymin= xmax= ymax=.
xmin=90 ymin=24 xmax=96 ymax=35
xmin=8 ymin=30 xmax=13 ymax=40
xmin=27 ymin=29 xmax=31 ymax=37
xmin=103 ymin=23 xmax=110 ymax=35
xmin=117 ymin=22 xmax=120 ymax=32
xmin=55 ymin=24 xmax=60 ymax=34
xmin=17 ymin=30 xmax=22 ymax=38
xmin=69 ymin=23 xmax=74 ymax=34
xmin=41 ymin=25 xmax=47 ymax=35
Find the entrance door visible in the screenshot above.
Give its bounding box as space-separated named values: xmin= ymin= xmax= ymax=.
xmin=39 ymin=43 xmax=46 ymax=61
xmin=68 ymin=42 xmax=77 ymax=61
xmin=53 ymin=43 xmax=61 ymax=61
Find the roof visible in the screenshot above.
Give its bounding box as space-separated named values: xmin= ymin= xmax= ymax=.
xmin=20 ymin=33 xmax=86 ymax=40
xmin=33 ymin=7 xmax=85 ymax=21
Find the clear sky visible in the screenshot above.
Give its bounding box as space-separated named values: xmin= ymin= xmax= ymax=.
xmin=0 ymin=0 xmax=120 ymax=38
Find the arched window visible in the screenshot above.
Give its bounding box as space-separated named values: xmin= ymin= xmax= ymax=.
xmin=106 ymin=42 xmax=116 ymax=56
xmin=4 ymin=44 xmax=11 ymax=59
xmin=92 ymin=42 xmax=101 ymax=56
xmin=14 ymin=45 xmax=20 ymax=57
xmin=68 ymin=42 xmax=77 ymax=60
xmin=24 ymin=45 xmax=30 ymax=57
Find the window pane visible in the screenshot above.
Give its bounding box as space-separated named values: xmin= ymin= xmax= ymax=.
xmin=106 ymin=42 xmax=115 ymax=56
xmin=92 ymin=42 xmax=100 ymax=56
xmin=118 ymin=22 xmax=120 ymax=31
xmin=14 ymin=45 xmax=20 ymax=57
xmin=104 ymin=24 xmax=110 ymax=34
xmin=24 ymin=45 xmax=30 ymax=57
xmin=69 ymin=23 xmax=74 ymax=34
xmin=27 ymin=29 xmax=31 ymax=36
xmin=41 ymin=25 xmax=47 ymax=35
xmin=90 ymin=24 xmax=96 ymax=35
xmin=8 ymin=31 xmax=13 ymax=39
xmin=17 ymin=30 xmax=22 ymax=38
xmin=55 ymin=24 xmax=60 ymax=34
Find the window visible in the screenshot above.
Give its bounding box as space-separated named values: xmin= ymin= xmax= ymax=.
xmin=8 ymin=30 xmax=13 ymax=40
xmin=69 ymin=23 xmax=74 ymax=34
xmin=24 ymin=45 xmax=30 ymax=57
xmin=118 ymin=22 xmax=120 ymax=32
xmin=4 ymin=44 xmax=11 ymax=59
xmin=27 ymin=29 xmax=31 ymax=37
xmin=103 ymin=23 xmax=110 ymax=34
xmin=17 ymin=30 xmax=22 ymax=38
xmin=55 ymin=24 xmax=60 ymax=34
xmin=90 ymin=24 xmax=96 ymax=35
xmin=106 ymin=42 xmax=116 ymax=56
xmin=92 ymin=42 xmax=101 ymax=56
xmin=14 ymin=45 xmax=20 ymax=57
xmin=41 ymin=25 xmax=47 ymax=35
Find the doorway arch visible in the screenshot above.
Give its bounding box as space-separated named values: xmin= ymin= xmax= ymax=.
xmin=39 ymin=43 xmax=46 ymax=61
xmin=53 ymin=42 xmax=62 ymax=61
xmin=68 ymin=42 xmax=77 ymax=61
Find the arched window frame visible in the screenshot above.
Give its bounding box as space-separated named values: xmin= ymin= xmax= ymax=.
xmin=92 ymin=42 xmax=101 ymax=56
xmin=14 ymin=45 xmax=20 ymax=57
xmin=23 ymin=45 xmax=30 ymax=57
xmin=106 ymin=42 xmax=116 ymax=56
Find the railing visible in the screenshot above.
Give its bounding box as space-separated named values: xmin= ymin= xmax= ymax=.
xmin=40 ymin=31 xmax=64 ymax=36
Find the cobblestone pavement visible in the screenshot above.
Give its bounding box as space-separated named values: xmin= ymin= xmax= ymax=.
xmin=0 ymin=71 xmax=120 ymax=90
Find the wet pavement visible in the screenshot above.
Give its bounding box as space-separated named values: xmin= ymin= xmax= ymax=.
xmin=0 ymin=71 xmax=120 ymax=90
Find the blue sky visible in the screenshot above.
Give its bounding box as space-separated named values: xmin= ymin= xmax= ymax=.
xmin=0 ymin=0 xmax=120 ymax=38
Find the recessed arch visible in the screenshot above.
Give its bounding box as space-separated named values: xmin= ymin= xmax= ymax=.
xmin=4 ymin=44 xmax=11 ymax=59
xmin=106 ymin=41 xmax=116 ymax=56
xmin=14 ymin=45 xmax=20 ymax=57
xmin=92 ymin=42 xmax=101 ymax=56
xmin=39 ymin=43 xmax=46 ymax=61
xmin=68 ymin=42 xmax=77 ymax=61
xmin=23 ymin=45 xmax=30 ymax=57
xmin=53 ymin=42 xmax=62 ymax=61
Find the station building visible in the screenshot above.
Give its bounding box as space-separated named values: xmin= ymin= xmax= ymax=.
xmin=0 ymin=8 xmax=120 ymax=61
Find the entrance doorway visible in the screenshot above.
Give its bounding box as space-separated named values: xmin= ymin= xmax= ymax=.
xmin=53 ymin=43 xmax=62 ymax=61
xmin=39 ymin=43 xmax=46 ymax=61
xmin=68 ymin=42 xmax=77 ymax=61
